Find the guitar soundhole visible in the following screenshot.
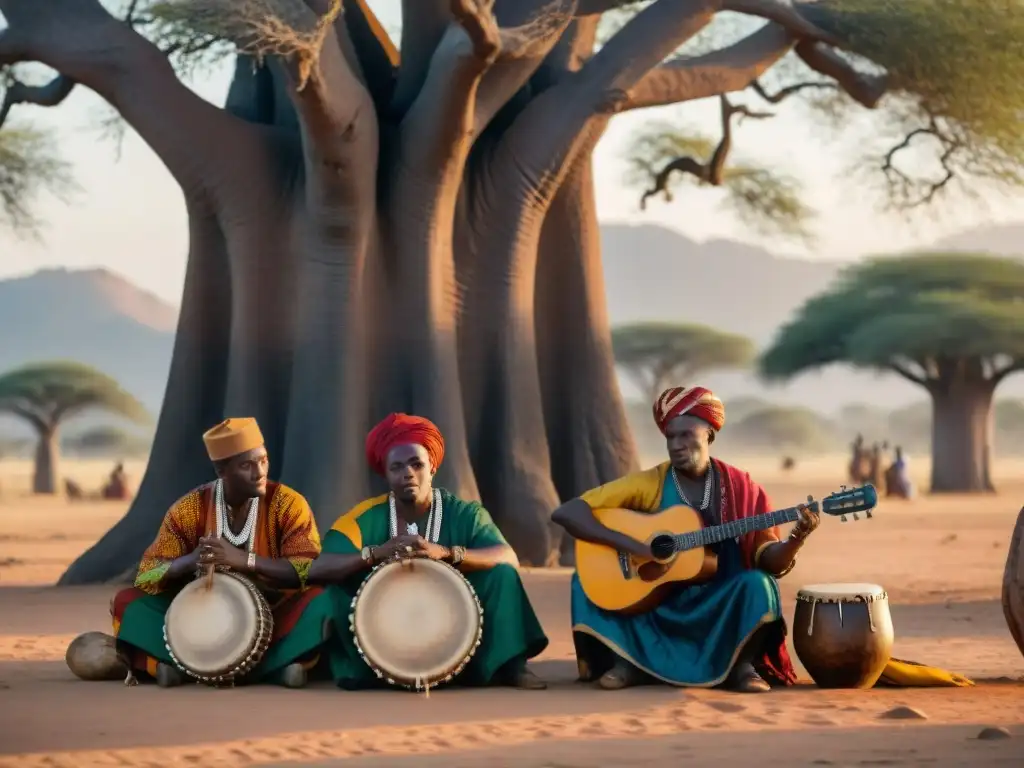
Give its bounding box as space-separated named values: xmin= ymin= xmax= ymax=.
xmin=650 ymin=535 xmax=675 ymax=560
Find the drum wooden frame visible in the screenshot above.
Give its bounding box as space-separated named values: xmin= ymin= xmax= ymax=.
xmin=163 ymin=568 xmax=274 ymax=686
xmin=349 ymin=557 xmax=484 ymax=691
xmin=792 ymin=582 xmax=894 ymax=689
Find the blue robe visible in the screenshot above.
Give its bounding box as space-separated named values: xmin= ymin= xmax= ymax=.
xmin=571 ymin=470 xmax=784 ymax=687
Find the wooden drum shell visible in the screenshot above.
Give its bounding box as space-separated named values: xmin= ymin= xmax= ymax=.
xmin=792 ymin=584 xmax=894 ymax=689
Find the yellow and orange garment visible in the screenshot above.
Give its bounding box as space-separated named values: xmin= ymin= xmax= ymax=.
xmin=110 ymin=481 xmax=326 ymax=680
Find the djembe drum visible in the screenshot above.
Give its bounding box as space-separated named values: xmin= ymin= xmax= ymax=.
xmin=793 ymin=582 xmax=894 ymax=688
xmin=350 ymin=556 xmax=483 ymax=691
xmin=163 ymin=568 xmax=274 ymax=686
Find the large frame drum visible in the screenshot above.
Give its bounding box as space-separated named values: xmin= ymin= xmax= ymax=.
xmin=163 ymin=569 xmax=274 ymax=686
xmin=350 ymin=557 xmax=483 ymax=691
xmin=792 ymin=582 xmax=894 ymax=689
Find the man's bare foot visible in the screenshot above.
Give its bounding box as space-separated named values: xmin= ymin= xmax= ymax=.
xmin=726 ymin=661 xmax=770 ymax=693
xmin=156 ymin=662 xmax=186 ymax=688
xmin=278 ymin=662 xmax=308 ymax=689
xmin=598 ymin=660 xmax=646 ymax=690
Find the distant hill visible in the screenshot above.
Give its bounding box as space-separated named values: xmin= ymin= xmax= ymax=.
xmin=0 ymin=268 xmax=175 ymax=434
xmin=1 ymin=222 xmax=1022 ymax=436
xmin=931 ymin=223 xmax=1024 ymax=255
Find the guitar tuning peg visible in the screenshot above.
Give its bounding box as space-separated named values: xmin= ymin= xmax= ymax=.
xmin=840 ymin=514 xmax=848 ymax=523
xmin=852 ymin=512 xmax=859 ymax=521
xmin=865 ymin=510 xmax=873 ymax=519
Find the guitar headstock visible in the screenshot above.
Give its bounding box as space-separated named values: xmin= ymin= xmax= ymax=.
xmin=820 ymin=484 xmax=878 ymax=522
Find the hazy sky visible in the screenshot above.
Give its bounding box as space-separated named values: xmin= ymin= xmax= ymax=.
xmin=1 ymin=1 xmax=1022 ymax=306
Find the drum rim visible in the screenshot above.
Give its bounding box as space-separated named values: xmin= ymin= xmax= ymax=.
xmin=795 ymin=582 xmax=888 ymax=604
xmin=349 ymin=557 xmax=484 ymax=691
xmin=163 ymin=568 xmax=275 ymax=685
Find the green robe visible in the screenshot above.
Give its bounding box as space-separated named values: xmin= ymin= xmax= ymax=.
xmin=320 ymin=489 xmax=549 ymax=688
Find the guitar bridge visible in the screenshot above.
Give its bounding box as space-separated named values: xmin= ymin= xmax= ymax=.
xmin=617 ymin=551 xmax=633 ymax=580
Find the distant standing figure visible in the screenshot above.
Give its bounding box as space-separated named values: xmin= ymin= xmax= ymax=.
xmin=884 ymin=447 xmax=914 ymax=499
xmin=848 ymin=434 xmax=870 ymax=484
xmin=868 ymin=442 xmax=886 ymax=492
xmin=102 ymin=462 xmax=131 ymax=500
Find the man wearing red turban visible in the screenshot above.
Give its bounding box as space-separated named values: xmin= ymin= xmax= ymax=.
xmin=553 ymin=386 xmax=820 ymax=694
xmin=308 ymin=413 xmax=549 ymax=690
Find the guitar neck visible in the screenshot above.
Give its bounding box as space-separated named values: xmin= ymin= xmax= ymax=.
xmin=673 ymin=507 xmax=802 ymax=551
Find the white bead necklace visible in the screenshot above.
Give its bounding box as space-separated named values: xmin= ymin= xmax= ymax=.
xmin=214 ymin=479 xmax=259 ymax=548
xmin=388 ymin=489 xmax=443 ymax=543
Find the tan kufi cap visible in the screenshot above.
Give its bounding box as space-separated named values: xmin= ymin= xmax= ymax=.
xmin=202 ymin=418 xmax=264 ymax=461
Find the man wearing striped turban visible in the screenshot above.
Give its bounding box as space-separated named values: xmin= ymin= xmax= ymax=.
xmin=553 ymin=386 xmax=820 ymax=694
xmin=308 ymin=413 xmax=549 ymax=690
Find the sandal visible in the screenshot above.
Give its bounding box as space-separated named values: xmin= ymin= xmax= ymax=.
xmin=598 ymin=660 xmax=646 ymax=690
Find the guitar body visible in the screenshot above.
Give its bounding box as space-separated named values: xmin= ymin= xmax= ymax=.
xmin=575 ymin=505 xmax=719 ymax=615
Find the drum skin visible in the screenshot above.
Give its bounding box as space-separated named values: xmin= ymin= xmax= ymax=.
xmin=351 ymin=557 xmax=483 ymax=689
xmin=164 ymin=569 xmax=273 ymax=684
xmin=792 ymin=583 xmax=894 ymax=689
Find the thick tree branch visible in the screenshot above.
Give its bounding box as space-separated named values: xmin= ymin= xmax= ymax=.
xmin=639 ymin=95 xmax=770 ymax=207
xmin=0 ymin=0 xmax=266 ymax=197
xmin=793 ymin=40 xmax=886 ymax=108
xmin=991 ymin=360 xmax=1024 ymax=387
xmin=399 ymin=0 xmax=500 ymax=175
xmin=623 ymin=22 xmax=795 ymax=111
xmin=287 ymin=0 xmax=376 ymax=162
xmin=889 ymin=359 xmax=929 ymax=387
xmin=392 ymin=0 xmax=452 ymax=116
xmin=0 ymin=72 xmax=75 ymax=129
xmin=473 ymin=0 xmax=577 ymax=133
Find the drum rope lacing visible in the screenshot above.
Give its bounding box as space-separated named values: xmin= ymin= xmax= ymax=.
xmin=388 ymin=489 xmax=443 ymax=543
xmin=214 ymin=479 xmax=259 ymax=548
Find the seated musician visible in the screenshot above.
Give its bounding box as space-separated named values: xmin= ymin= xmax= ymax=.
xmin=97 ymin=418 xmax=329 ymax=688
xmin=307 ymin=413 xmax=549 ymax=689
xmin=552 ymin=386 xmax=820 ymax=694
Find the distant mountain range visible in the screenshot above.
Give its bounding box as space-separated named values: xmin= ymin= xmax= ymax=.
xmin=1 ymin=221 xmax=1021 ymax=437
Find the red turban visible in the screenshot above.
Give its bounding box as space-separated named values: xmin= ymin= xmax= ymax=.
xmin=653 ymin=386 xmax=725 ymax=434
xmin=365 ymin=413 xmax=446 ymax=476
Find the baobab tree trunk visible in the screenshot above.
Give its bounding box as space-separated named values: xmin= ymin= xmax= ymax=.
xmin=1004 ymin=506 xmax=1024 ymax=661
xmin=929 ymin=380 xmax=995 ymax=493
xmin=32 ymin=425 xmax=59 ymax=494
xmin=0 ymin=0 xmax=884 ymax=583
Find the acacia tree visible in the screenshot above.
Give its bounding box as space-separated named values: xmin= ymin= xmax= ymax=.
xmin=0 ymin=362 xmax=150 ymax=493
xmin=0 ymin=0 xmax=1017 ymax=581
xmin=760 ymin=253 xmax=1024 ymax=493
xmin=612 ymin=321 xmax=754 ymax=403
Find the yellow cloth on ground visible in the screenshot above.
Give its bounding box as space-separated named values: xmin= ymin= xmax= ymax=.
xmin=877 ymin=658 xmax=974 ymax=687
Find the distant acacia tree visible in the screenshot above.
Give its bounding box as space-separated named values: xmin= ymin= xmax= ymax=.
xmin=0 ymin=362 xmax=150 ymax=493
xmin=611 ymin=321 xmax=754 ymax=403
xmin=760 ymin=253 xmax=1024 ymax=493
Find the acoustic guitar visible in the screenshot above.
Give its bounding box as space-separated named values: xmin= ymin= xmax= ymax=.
xmin=575 ymin=484 xmax=878 ymax=614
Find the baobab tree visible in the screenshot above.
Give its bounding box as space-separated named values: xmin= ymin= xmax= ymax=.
xmin=0 ymin=0 xmax=1018 ymax=581
xmin=0 ymin=362 xmax=149 ymax=493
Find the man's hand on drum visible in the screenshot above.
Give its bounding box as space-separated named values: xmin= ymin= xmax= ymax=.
xmin=791 ymin=501 xmax=821 ymax=543
xmin=375 ymin=535 xmax=448 ymax=562
xmin=198 ymin=536 xmax=249 ymax=571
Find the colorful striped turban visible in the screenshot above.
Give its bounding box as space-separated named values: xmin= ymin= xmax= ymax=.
xmin=365 ymin=413 xmax=446 ymax=476
xmin=653 ymin=386 xmax=726 ymax=435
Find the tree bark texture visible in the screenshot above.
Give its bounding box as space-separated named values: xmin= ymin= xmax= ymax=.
xmin=1004 ymin=506 xmax=1024 ymax=662
xmin=928 ymin=379 xmax=995 ymax=494
xmin=0 ymin=0 xmax=893 ymax=581
xmin=32 ymin=426 xmax=59 ymax=495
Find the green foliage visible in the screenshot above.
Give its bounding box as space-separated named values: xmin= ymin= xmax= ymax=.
xmin=612 ymin=322 xmax=755 ymax=401
xmin=0 ymin=362 xmax=151 ymax=432
xmin=760 ymin=252 xmax=1024 ymax=383
xmin=720 ymin=405 xmax=840 ymax=453
xmin=0 ymin=125 xmax=77 ymax=237
xmin=624 ymin=121 xmax=813 ymax=240
xmin=64 ymin=425 xmax=153 ymax=456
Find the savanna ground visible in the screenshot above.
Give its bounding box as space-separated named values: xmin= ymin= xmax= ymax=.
xmin=0 ymin=454 xmax=1022 ymax=766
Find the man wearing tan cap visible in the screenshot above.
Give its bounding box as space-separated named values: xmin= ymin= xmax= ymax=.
xmin=78 ymin=418 xmax=329 ymax=688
